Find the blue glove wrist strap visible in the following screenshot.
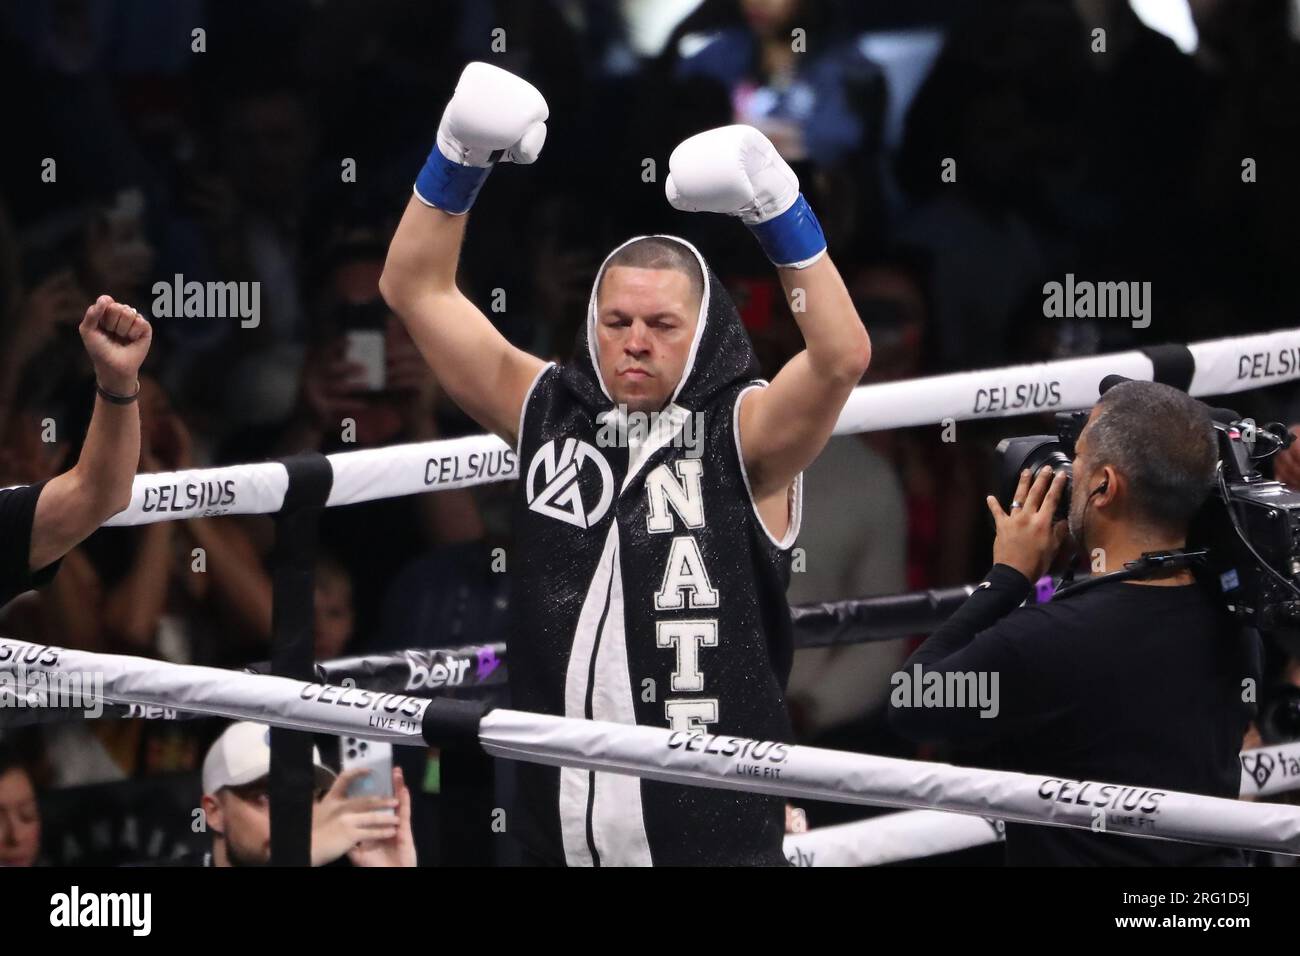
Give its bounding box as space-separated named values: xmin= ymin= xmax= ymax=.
xmin=414 ymin=147 xmax=492 ymax=215
xmin=747 ymin=193 xmax=827 ymax=268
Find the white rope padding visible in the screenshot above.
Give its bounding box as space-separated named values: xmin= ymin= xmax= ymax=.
xmin=4 ymin=639 xmax=1295 ymax=854
xmin=783 ymin=811 xmax=1004 ymax=867
xmin=70 ymin=326 xmax=1296 ymax=526
xmin=788 ymin=735 xmax=1300 ymax=866
xmin=834 ymin=349 xmax=1152 ymax=434
xmin=0 ymin=640 xmax=432 ymax=744
xmin=478 ymin=709 xmax=1300 ymax=856
xmin=322 ymin=435 xmax=515 ymax=509
xmin=6 ymin=630 xmax=1296 ymax=801
xmin=786 ymin=737 xmax=1300 ymax=864
xmin=836 ymin=327 xmax=1300 ymax=434
xmin=102 ymin=435 xmax=513 ymax=526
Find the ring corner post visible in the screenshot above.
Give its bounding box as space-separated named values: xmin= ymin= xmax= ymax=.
xmin=268 ymin=453 xmax=334 ymax=867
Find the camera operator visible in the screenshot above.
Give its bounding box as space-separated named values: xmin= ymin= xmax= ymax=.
xmin=889 ymin=381 xmax=1259 ymax=865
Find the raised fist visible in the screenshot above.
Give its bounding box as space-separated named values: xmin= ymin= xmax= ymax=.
xmin=414 ymin=62 xmax=549 ymax=215
xmin=666 ymin=125 xmax=826 ymax=268
xmin=437 ymin=61 xmax=549 ymax=168
xmin=80 ymin=295 xmax=152 ymax=395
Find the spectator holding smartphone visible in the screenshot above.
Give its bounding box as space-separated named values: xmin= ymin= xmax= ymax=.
xmin=200 ymin=722 xmax=416 ymax=867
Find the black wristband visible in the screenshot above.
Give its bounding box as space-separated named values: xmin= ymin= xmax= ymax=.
xmin=96 ymin=380 xmax=140 ymax=405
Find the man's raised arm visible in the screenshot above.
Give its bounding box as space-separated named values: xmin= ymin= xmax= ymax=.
xmin=30 ymin=298 xmax=150 ymax=572
xmin=379 ymin=62 xmax=548 ymax=448
xmin=666 ymin=126 xmax=871 ymax=500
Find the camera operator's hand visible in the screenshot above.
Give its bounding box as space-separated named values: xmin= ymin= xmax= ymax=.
xmin=986 ymin=466 xmax=1068 ymax=582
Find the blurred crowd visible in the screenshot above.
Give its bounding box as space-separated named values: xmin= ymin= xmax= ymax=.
xmin=2 ymin=0 xmax=1300 ymax=864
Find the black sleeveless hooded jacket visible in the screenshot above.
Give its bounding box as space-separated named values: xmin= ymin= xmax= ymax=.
xmin=509 ymin=235 xmax=802 ymax=865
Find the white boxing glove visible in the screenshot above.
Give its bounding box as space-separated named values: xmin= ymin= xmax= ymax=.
xmin=437 ymin=61 xmax=548 ymax=167
xmin=665 ymin=125 xmax=826 ymax=269
xmin=415 ymin=62 xmax=549 ymax=214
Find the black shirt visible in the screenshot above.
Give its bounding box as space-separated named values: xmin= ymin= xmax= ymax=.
xmin=891 ymin=564 xmax=1259 ymax=866
xmin=0 ymin=481 xmax=62 ymax=608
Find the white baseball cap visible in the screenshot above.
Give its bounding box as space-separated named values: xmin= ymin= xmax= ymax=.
xmin=202 ymin=721 xmax=336 ymax=795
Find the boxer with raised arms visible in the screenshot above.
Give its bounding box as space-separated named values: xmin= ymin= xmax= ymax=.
xmin=381 ymin=62 xmax=870 ymax=865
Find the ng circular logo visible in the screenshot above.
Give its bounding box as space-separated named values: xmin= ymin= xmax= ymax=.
xmin=525 ymin=438 xmax=614 ymax=529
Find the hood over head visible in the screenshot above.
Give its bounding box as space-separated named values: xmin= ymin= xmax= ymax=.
xmin=559 ymin=235 xmax=762 ymax=413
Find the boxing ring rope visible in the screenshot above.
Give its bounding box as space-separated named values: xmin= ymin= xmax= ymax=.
xmin=783 ymin=743 xmax=1300 ymax=862
xmin=55 ymin=326 xmax=1298 ymax=528
xmin=474 ymin=712 xmax=1300 ymax=855
xmin=5 ymin=634 xmax=1297 ymax=802
xmin=6 ymin=326 xmax=1299 ymax=864
xmin=791 ymin=583 xmax=976 ymax=647
xmin=782 ymin=811 xmax=1005 ymax=866
xmin=3 ymin=638 xmax=1300 ymax=857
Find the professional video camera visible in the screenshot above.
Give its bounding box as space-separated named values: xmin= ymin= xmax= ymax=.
xmin=995 ymin=375 xmax=1300 ymax=654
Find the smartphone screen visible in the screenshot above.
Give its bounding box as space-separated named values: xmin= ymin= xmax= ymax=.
xmin=344 ymin=330 xmax=385 ymax=392
xmin=340 ymin=737 xmax=394 ymax=802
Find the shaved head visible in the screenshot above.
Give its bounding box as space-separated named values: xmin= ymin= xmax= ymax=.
xmin=599 ymin=237 xmax=704 ymax=310
xmin=593 ymin=238 xmax=705 ymax=414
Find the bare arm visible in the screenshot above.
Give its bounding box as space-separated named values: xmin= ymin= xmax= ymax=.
xmin=738 ymin=255 xmax=871 ymax=498
xmin=29 ymin=298 xmax=149 ymax=571
xmin=379 ymin=199 xmax=545 ymax=448
xmin=30 ymin=395 xmax=140 ymax=572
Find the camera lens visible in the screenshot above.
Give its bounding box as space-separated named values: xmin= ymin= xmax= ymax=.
xmin=995 ymin=436 xmax=1072 ymax=521
xmin=1262 ymin=685 xmax=1300 ymax=743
